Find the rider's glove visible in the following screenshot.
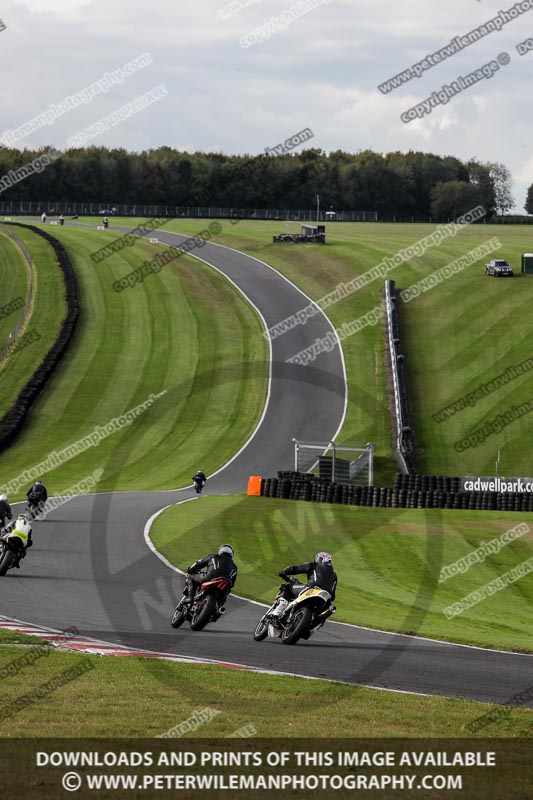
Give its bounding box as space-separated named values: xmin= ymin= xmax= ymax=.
xmin=278 ymin=570 xmax=287 ymax=578
xmin=186 ymin=566 xmax=195 ymax=574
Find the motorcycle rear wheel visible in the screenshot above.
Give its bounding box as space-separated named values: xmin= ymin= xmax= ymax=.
xmin=190 ymin=595 xmax=217 ymax=631
xmin=253 ymin=614 xmax=269 ymax=641
xmin=281 ymin=606 xmax=312 ymax=645
xmin=0 ymin=550 xmax=14 ymax=576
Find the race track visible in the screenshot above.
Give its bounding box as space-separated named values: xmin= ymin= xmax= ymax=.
xmin=1 ymin=222 xmax=532 ymax=708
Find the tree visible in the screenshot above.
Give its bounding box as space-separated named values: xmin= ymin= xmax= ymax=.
xmin=486 ymin=161 xmax=515 ymax=215
xmin=430 ymin=181 xmax=486 ymax=221
xmin=526 ymin=184 xmax=533 ymax=215
xmin=467 ymin=159 xmax=496 ymax=218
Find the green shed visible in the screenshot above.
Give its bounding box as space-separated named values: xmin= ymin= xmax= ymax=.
xmin=522 ymin=253 xmax=533 ymax=274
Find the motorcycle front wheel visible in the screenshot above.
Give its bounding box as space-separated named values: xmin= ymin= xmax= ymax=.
xmin=171 ymin=605 xmax=187 ymax=629
xmin=281 ymin=606 xmax=312 ymax=645
xmin=0 ymin=550 xmax=14 ymax=576
xmin=253 ymin=614 xmax=269 ymax=641
xmin=190 ymin=595 xmax=216 ymax=631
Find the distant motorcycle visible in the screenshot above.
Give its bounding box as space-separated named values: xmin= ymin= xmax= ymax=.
xmin=253 ymin=577 xmax=335 ymax=645
xmin=0 ymin=535 xmax=26 ymax=576
xmin=171 ymin=573 xmax=230 ymax=631
xmin=26 ymin=493 xmax=45 ymax=520
xmin=193 ymin=477 xmax=205 ymax=494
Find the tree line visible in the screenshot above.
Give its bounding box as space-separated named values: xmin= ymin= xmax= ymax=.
xmin=0 ymin=144 xmax=521 ymax=220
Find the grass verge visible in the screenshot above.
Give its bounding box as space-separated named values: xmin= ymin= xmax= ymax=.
xmin=0 ymin=226 xmax=267 ymax=498
xmin=0 ymin=226 xmax=66 ymax=420
xmin=0 ymin=645 xmax=530 ymax=737
xmin=151 ymin=495 xmax=533 ymax=652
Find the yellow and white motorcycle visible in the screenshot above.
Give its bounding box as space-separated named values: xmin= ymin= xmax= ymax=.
xmin=253 ymin=577 xmax=335 ymax=645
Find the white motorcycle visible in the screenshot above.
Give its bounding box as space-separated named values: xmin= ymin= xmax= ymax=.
xmin=253 ymin=577 xmax=335 ymax=645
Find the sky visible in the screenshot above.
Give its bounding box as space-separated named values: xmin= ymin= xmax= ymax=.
xmin=0 ymin=0 xmax=532 ymax=210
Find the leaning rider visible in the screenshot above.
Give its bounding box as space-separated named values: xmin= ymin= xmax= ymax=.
xmin=1 ymin=513 xmax=33 ymax=568
xmin=0 ymin=494 xmax=12 ymax=529
xmin=271 ymin=552 xmax=337 ymax=618
xmin=181 ymin=544 xmax=237 ymax=607
xmin=26 ymin=480 xmax=47 ymax=514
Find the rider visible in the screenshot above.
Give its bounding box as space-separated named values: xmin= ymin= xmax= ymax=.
xmin=181 ymin=544 xmax=237 ymax=606
xmin=103 ymin=216 xmax=109 ymax=228
xmin=59 ymin=213 xmax=65 ymax=225
xmin=271 ymin=552 xmax=337 ymax=617
xmin=192 ymin=470 xmax=207 ymax=493
xmin=0 ymin=494 xmax=12 ymax=529
xmin=1 ymin=513 xmax=33 ymax=568
xmin=26 ymin=480 xmax=48 ymax=514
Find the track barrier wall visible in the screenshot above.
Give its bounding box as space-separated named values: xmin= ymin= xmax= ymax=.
xmin=257 ymin=472 xmax=533 ymax=513
xmin=0 ymin=223 xmax=80 ymax=453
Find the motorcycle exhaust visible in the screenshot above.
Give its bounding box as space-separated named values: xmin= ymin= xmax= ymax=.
xmin=218 ymin=607 xmax=226 ymax=614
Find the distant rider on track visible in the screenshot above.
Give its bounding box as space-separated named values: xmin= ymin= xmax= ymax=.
xmin=192 ymin=470 xmax=207 ymax=494
xmin=26 ymin=480 xmax=48 ymax=517
xmin=271 ymin=551 xmax=337 ymax=618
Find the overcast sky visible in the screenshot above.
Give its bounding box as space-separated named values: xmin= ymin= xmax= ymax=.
xmin=1 ymin=0 xmax=532 ymax=210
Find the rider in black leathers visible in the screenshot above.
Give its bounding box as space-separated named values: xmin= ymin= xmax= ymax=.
xmin=272 ymin=552 xmax=337 ymax=617
xmin=182 ymin=544 xmax=237 ymax=606
xmin=0 ymin=495 xmax=12 ymax=529
xmin=192 ymin=470 xmax=206 ymax=493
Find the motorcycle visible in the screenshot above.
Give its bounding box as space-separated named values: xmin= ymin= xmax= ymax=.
xmin=26 ymin=494 xmax=45 ymax=520
xmin=193 ymin=477 xmax=205 ymax=494
xmin=0 ymin=535 xmax=26 ymax=576
xmin=171 ymin=573 xmax=231 ymax=631
xmin=253 ymin=577 xmax=335 ymax=645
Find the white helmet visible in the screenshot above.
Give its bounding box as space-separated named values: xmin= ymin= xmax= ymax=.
xmin=17 ymin=513 xmax=28 ymax=523
xmin=315 ymin=552 xmax=333 ymax=565
xmin=0 ymin=494 xmax=7 ymax=501
xmin=218 ymin=544 xmax=234 ymax=558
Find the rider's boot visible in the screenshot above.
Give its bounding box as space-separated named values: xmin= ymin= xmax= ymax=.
xmin=270 ymin=598 xmax=288 ymax=618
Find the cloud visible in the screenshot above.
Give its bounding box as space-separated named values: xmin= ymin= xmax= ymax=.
xmin=0 ymin=0 xmax=531 ymax=206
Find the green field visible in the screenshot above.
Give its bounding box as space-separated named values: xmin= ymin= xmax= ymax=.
xmin=0 ymin=642 xmax=530 ymax=737
xmin=60 ymin=216 xmax=533 ymax=483
xmin=0 ymin=225 xmax=268 ymax=498
xmin=0 ymin=218 xmax=530 ymax=745
xmin=0 ymin=232 xmax=28 ymax=346
xmin=0 ymin=226 xmax=67 ymax=421
xmin=151 ymin=496 xmax=533 ymax=652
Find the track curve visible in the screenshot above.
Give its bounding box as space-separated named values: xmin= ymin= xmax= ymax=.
xmin=2 ymin=221 xmax=532 ymax=708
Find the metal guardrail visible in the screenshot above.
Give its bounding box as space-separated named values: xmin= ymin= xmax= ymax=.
xmin=385 ymin=279 xmax=415 ymax=475
xmin=0 ymin=202 xmax=377 ymax=222
xmin=0 ymin=226 xmax=35 ymax=361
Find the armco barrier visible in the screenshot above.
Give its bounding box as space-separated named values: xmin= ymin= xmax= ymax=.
xmin=0 ymin=223 xmax=80 ymax=453
xmin=255 ymin=472 xmax=533 ymax=513
xmin=384 ymin=280 xmax=416 ymax=474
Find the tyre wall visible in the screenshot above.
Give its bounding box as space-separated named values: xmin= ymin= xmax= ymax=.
xmin=0 ymin=223 xmax=80 ymax=453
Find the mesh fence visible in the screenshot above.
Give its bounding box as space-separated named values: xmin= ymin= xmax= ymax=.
xmin=293 ymin=440 xmax=374 ymax=486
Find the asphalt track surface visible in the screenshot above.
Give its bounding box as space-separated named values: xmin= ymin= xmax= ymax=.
xmin=2 ymin=220 xmax=532 ymax=708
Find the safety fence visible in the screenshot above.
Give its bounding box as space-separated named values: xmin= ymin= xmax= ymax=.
xmin=0 ymin=227 xmax=35 ymax=359
xmin=0 ymin=223 xmax=80 ymax=453
xmin=258 ymin=472 xmax=533 ymax=513
xmin=384 ymin=280 xmax=416 ymax=474
xmin=0 ymin=202 xmax=377 ymax=222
